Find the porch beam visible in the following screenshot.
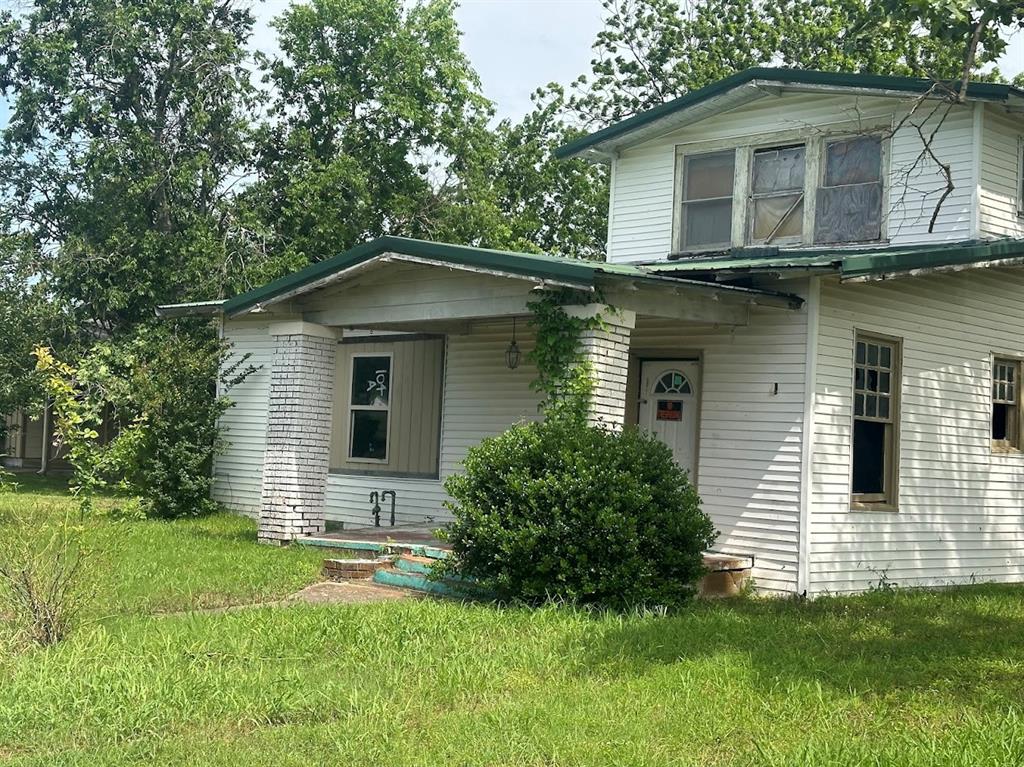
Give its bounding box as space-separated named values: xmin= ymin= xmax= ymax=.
xmin=303 ymin=295 xmax=537 ymax=327
xmin=602 ymin=286 xmax=750 ymax=325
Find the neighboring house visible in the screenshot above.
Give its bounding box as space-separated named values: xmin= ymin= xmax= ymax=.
xmin=163 ymin=68 xmax=1024 ymax=596
xmin=2 ymin=408 xmax=72 ymax=473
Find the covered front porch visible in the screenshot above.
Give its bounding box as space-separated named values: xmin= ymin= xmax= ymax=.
xmin=196 ymin=237 xmax=808 ymax=594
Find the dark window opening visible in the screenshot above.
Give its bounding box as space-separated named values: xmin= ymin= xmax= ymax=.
xmin=852 ymin=420 xmax=886 ymax=494
xmin=350 ymin=410 xmax=388 ymax=460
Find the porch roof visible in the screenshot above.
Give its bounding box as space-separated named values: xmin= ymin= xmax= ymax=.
xmin=214 ymin=236 xmax=805 ymax=317
xmin=646 ymin=238 xmax=1024 ymax=283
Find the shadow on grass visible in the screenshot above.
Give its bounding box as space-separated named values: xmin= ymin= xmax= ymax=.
xmin=3 ymin=473 xmax=72 ymax=496
xmin=577 ymin=585 xmax=1024 ymax=702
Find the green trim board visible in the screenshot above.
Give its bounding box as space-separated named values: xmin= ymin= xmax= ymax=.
xmin=556 ymin=67 xmax=1024 ymax=160
xmin=220 ymin=235 xmax=802 ymax=316
xmin=644 ymin=239 xmax=1024 ymax=280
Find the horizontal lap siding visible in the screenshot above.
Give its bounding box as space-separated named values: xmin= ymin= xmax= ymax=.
xmin=979 ymin=108 xmax=1023 ymax=239
xmin=811 ymin=270 xmax=1024 ymax=594
xmin=631 ymin=299 xmax=809 ymax=595
xmin=606 ymin=92 xmax=978 ymax=265
xmin=325 ymin=321 xmax=544 ymax=527
xmin=214 ymin=318 xmax=274 ymax=515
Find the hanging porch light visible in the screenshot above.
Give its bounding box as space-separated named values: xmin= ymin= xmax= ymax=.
xmin=505 ymin=316 xmax=521 ymax=370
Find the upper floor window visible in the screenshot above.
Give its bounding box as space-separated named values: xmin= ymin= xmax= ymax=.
xmin=680 ymin=150 xmax=734 ymax=250
xmin=749 ymin=144 xmax=805 ymax=244
xmin=815 ymin=136 xmax=883 ymax=244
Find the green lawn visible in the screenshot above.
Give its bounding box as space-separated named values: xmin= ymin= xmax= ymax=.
xmin=2 ymin=481 xmax=1024 ymax=766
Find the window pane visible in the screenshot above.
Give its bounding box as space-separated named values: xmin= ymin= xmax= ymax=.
xmin=752 ymin=145 xmax=806 ymax=194
xmin=825 ymin=136 xmax=882 ymax=187
xmin=683 ymin=199 xmax=732 ymax=248
xmin=867 ymin=344 xmax=878 ymax=365
xmin=879 ymin=397 xmax=890 ymax=419
xmin=350 ymin=410 xmax=388 ymax=460
xmin=815 ymin=182 xmax=883 ymax=243
xmin=684 ymin=151 xmax=735 ymax=200
xmin=993 ymin=403 xmax=1010 ymax=441
xmin=750 ymin=195 xmax=804 ymax=241
xmin=852 ymin=420 xmax=887 ymax=494
xmin=351 ymin=356 xmax=391 ymax=406
xmin=856 ymin=342 xmax=866 ymax=364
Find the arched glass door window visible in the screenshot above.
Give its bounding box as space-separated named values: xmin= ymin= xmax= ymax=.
xmin=653 ymin=370 xmax=692 ymax=395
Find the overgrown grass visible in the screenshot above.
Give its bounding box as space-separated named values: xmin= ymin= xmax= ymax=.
xmin=2 ymin=480 xmax=1024 ymax=765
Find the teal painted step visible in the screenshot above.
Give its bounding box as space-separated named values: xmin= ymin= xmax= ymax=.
xmin=395 ymin=556 xmax=434 ymax=576
xmin=373 ymin=568 xmax=472 ymax=597
xmin=296 ymin=537 xmax=450 ymax=560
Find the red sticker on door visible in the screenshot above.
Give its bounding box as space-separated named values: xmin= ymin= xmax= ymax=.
xmin=656 ymin=400 xmax=683 ymax=421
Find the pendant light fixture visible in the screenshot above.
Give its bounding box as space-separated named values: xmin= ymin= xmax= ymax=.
xmin=505 ymin=316 xmax=521 ymax=370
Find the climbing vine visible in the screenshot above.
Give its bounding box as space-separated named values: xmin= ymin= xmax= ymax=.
xmin=526 ymin=288 xmax=606 ymax=422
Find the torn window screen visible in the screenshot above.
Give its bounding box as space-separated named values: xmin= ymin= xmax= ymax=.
xmin=749 ymin=145 xmax=805 ymax=243
xmin=816 ymin=136 xmax=883 ymax=243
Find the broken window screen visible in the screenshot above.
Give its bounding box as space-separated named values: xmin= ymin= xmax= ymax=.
xmin=680 ymin=150 xmax=734 ymax=249
xmin=816 ymin=136 xmax=883 ymax=243
xmin=992 ymin=358 xmax=1019 ymax=448
xmin=749 ymin=145 xmax=805 ymax=243
xmin=349 ymin=354 xmax=391 ymax=460
xmin=852 ymin=335 xmax=898 ymax=504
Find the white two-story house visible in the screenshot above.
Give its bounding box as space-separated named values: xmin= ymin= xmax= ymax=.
xmin=168 ymin=68 xmax=1024 ymax=596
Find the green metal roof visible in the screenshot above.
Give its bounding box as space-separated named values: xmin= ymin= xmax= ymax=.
xmin=220 ymin=236 xmax=800 ymax=316
xmin=556 ymin=68 xmax=1024 ymax=160
xmin=645 ymin=239 xmax=1024 ymax=280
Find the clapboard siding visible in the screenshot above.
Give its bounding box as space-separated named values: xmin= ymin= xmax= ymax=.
xmin=324 ymin=320 xmax=542 ymax=527
xmin=607 ymin=90 xmax=980 ymax=264
xmin=811 ymin=270 xmax=1024 ymax=594
xmin=214 ymin=318 xmax=275 ymax=515
xmin=630 ymin=297 xmax=809 ymax=595
xmin=979 ymin=107 xmax=1023 ymax=239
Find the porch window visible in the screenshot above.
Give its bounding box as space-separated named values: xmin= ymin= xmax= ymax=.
xmin=679 ymin=150 xmax=735 ymax=250
xmin=348 ymin=353 xmax=392 ymax=461
xmin=815 ymin=135 xmax=883 ymax=243
xmin=852 ymin=333 xmax=900 ymax=508
xmin=992 ymin=358 xmax=1021 ymax=450
xmin=748 ymin=144 xmax=805 ymax=243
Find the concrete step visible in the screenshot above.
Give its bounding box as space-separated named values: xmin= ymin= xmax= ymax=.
xmin=372 ymin=567 xmax=471 ymax=597
xmin=394 ymin=553 xmax=435 ymax=575
xmin=322 ymin=557 xmax=394 ymax=581
xmin=297 ymin=536 xmax=450 ymax=560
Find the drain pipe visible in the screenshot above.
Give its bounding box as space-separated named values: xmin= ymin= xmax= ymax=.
xmin=381 ymin=490 xmax=396 ymax=526
xmin=37 ymin=400 xmax=50 ymax=475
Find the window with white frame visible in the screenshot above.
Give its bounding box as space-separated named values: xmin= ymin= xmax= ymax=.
xmin=348 ymin=353 xmax=391 ymax=461
xmin=679 ymin=150 xmax=735 ymax=250
xmin=992 ymin=357 xmax=1021 ymax=450
xmin=1018 ymin=136 xmax=1024 ymax=217
xmin=749 ymin=144 xmax=806 ymax=244
xmin=852 ymin=333 xmax=900 ymax=508
xmin=815 ymin=135 xmax=883 ymax=243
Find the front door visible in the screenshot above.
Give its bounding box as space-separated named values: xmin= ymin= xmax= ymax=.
xmin=638 ymin=361 xmax=699 ymax=477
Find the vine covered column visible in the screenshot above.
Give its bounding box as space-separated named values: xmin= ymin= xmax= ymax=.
xmin=564 ymin=304 xmax=635 ymax=430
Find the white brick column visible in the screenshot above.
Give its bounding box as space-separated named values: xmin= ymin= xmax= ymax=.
xmin=566 ymin=304 xmax=636 ymax=430
xmin=258 ymin=321 xmax=339 ymax=544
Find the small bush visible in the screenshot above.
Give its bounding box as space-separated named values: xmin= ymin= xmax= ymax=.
xmin=0 ymin=504 xmax=94 ymax=646
xmin=443 ymin=416 xmax=716 ymax=608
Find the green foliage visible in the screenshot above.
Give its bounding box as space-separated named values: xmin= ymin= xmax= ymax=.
xmin=567 ymin=0 xmax=988 ymax=127
xmin=443 ymin=416 xmax=716 ymax=608
xmin=526 ymin=289 xmax=605 ymax=421
xmin=34 ymin=324 xmax=251 ymax=519
xmin=0 ymin=0 xmax=261 ymax=332
xmin=242 ymin=0 xmax=498 ymax=267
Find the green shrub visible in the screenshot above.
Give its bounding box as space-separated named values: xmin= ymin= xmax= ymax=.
xmin=442 ymin=416 xmax=716 ymax=608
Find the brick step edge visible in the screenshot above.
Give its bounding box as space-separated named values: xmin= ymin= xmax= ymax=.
xmin=322 ymin=557 xmax=394 ymax=580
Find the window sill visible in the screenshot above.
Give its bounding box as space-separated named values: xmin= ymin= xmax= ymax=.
xmin=991 ymin=442 xmax=1022 ymax=455
xmin=850 ymin=500 xmax=898 ymax=513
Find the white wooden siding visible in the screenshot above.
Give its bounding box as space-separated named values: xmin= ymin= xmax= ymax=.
xmin=217 ymin=315 xmax=544 ymax=528
xmin=607 ymin=91 xmax=982 ymax=264
xmin=811 ymin=269 xmax=1024 ymax=594
xmin=979 ymin=107 xmax=1024 ymax=239
xmin=213 ymin=317 xmax=275 ymax=515
xmin=630 ymin=295 xmax=809 ymax=595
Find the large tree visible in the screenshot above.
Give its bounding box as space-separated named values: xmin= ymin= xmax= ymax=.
xmin=0 ymin=0 xmax=258 ymax=333
xmin=243 ymin=0 xmax=502 ymax=268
